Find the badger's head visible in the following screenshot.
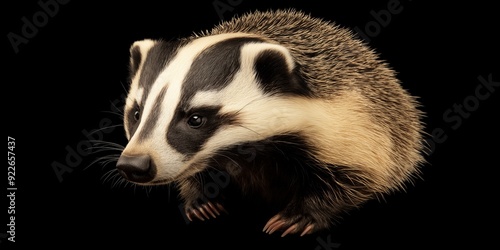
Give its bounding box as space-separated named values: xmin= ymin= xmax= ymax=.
xmin=116 ymin=33 xmax=311 ymax=185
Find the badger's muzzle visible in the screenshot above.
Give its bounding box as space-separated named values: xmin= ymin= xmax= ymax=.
xmin=116 ymin=154 xmax=156 ymax=183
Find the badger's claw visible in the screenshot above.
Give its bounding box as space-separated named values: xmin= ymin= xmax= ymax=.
xmin=185 ymin=201 xmax=226 ymax=221
xmin=263 ymin=214 xmax=316 ymax=237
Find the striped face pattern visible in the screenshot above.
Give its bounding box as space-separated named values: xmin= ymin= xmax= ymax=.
xmin=118 ymin=33 xmax=311 ymax=185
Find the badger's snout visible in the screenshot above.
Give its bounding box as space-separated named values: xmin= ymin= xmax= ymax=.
xmin=116 ymin=154 xmax=156 ymax=183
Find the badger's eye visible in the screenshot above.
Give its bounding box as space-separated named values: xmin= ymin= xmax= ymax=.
xmin=187 ymin=114 xmax=204 ymax=128
xmin=134 ymin=110 xmax=140 ymax=121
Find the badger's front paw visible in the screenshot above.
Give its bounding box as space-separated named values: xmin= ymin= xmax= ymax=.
xmin=184 ymin=200 xmax=226 ymax=221
xmin=178 ymin=175 xmax=227 ymax=222
xmin=263 ymin=213 xmax=318 ymax=237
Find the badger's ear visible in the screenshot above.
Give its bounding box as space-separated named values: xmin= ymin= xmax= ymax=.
xmin=128 ymin=39 xmax=156 ymax=80
xmin=243 ymin=43 xmax=310 ymax=96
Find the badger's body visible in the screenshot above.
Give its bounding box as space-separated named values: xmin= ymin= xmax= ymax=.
xmin=116 ymin=9 xmax=425 ymax=236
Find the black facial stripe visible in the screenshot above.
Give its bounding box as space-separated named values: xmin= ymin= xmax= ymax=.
xmin=126 ymin=101 xmax=141 ymax=138
xmin=166 ymin=37 xmax=264 ymax=156
xmin=137 ymin=86 xmax=168 ymax=141
xmin=138 ymin=40 xmax=187 ymax=108
xmin=254 ymin=49 xmax=311 ymax=96
xmin=167 ymin=106 xmax=239 ymax=156
xmin=179 ymin=37 xmax=265 ymax=107
xmin=129 ymin=46 xmax=142 ymax=80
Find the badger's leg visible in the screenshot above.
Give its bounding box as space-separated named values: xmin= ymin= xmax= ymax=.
xmin=262 ymin=196 xmax=338 ymax=237
xmin=177 ymin=176 xmax=226 ymax=221
xmin=262 ymin=162 xmax=370 ymax=236
xmin=262 ymin=196 xmax=333 ymax=237
xmin=263 ymin=214 xmax=315 ymax=237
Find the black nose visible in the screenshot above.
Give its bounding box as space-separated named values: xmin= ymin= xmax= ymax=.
xmin=116 ymin=154 xmax=156 ymax=183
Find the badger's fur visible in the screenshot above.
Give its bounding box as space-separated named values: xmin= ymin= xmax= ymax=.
xmin=116 ymin=9 xmax=425 ymax=236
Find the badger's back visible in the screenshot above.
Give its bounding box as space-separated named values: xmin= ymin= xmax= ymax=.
xmin=204 ymin=9 xmax=425 ymax=194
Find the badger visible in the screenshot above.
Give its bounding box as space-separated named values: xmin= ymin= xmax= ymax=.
xmin=115 ymin=9 xmax=425 ymax=237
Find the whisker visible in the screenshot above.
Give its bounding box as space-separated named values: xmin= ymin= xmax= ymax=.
xmin=110 ymin=101 xmax=125 ymax=117
xmin=113 ymin=174 xmax=129 ymax=189
xmin=85 ymin=154 xmax=120 ymax=170
xmin=100 ymin=110 xmax=124 ymax=118
xmin=90 ymin=147 xmax=123 ymax=155
xmin=101 ymin=168 xmax=119 ymax=183
xmin=89 ymin=145 xmax=124 ymax=154
xmin=88 ymin=140 xmax=125 ymax=149
xmin=88 ymin=142 xmax=125 ymax=154
xmin=84 ymin=139 xmax=124 ymax=172
xmin=145 ymin=186 xmax=153 ymax=198
xmin=85 ymin=124 xmax=125 ymax=137
xmin=98 ymin=155 xmax=120 ymax=166
xmin=119 ymin=80 xmax=129 ymax=94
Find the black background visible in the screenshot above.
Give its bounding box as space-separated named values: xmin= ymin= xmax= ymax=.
xmin=4 ymin=0 xmax=499 ymax=249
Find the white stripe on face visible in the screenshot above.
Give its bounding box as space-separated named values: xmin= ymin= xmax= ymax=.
xmin=135 ymin=87 xmax=144 ymax=105
xmin=188 ymin=42 xmax=294 ymax=111
xmin=123 ymin=32 xmax=260 ymax=183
